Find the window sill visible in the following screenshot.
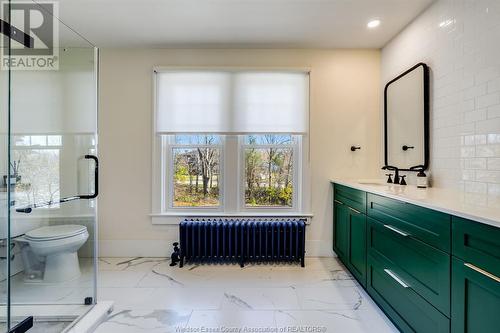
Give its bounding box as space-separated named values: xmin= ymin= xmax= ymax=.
xmin=150 ymin=212 xmax=313 ymax=225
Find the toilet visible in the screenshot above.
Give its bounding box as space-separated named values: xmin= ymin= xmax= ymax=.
xmin=16 ymin=225 xmax=89 ymax=283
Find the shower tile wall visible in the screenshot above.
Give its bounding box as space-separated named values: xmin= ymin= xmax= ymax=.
xmin=382 ymin=0 xmax=500 ymax=195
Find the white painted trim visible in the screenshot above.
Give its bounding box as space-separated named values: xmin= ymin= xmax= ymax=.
xmin=99 ymin=240 xmax=174 ymax=257
xmin=153 ymin=66 xmax=312 ymax=73
xmin=99 ymin=238 xmax=329 ymax=258
xmin=151 ymin=213 xmax=314 ymax=226
xmin=305 ymin=240 xmax=335 ymax=258
xmin=150 ymin=212 xmax=314 ymax=218
xmin=153 ymin=134 xmax=309 ymax=217
xmin=64 ymin=301 xmax=114 ymax=333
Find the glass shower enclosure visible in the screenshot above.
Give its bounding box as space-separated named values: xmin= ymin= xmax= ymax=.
xmin=0 ymin=1 xmax=99 ymax=332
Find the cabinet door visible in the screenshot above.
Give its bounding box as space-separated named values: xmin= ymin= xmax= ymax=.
xmin=333 ymin=202 xmax=349 ymax=262
xmin=451 ymin=257 xmax=500 ymax=333
xmin=347 ymin=208 xmax=367 ymax=287
xmin=368 ymin=253 xmax=450 ymax=333
xmin=367 ymin=217 xmax=450 ymax=315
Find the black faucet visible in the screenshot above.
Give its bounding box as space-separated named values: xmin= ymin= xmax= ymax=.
xmin=382 ymin=165 xmax=400 ymax=184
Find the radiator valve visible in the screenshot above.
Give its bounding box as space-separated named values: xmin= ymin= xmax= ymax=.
xmin=170 ymin=242 xmax=181 ymax=267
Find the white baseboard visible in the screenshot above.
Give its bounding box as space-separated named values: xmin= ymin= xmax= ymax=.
xmin=98 ymin=240 xmax=171 ymax=257
xmin=305 ymin=240 xmax=334 ymax=257
xmin=98 ymin=239 xmax=334 ymax=258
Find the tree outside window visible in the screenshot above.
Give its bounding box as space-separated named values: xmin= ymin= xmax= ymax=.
xmin=11 ymin=135 xmax=61 ymax=208
xmin=244 ymin=135 xmax=294 ymax=207
xmin=171 ymin=135 xmax=221 ymax=207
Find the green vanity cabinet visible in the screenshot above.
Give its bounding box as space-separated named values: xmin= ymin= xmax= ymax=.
xmin=451 ymin=217 xmax=500 ymax=279
xmin=451 ymin=217 xmax=500 ymax=333
xmin=367 ymin=193 xmax=451 ymax=252
xmin=367 ymin=252 xmax=450 ymax=333
xmin=331 ymin=182 xmax=500 ymax=333
xmin=333 ymin=202 xmax=349 ymax=261
xmin=334 ymin=183 xmax=366 ymax=214
xmin=333 ymin=184 xmax=367 ymax=287
xmin=346 ymin=207 xmax=367 ymax=286
xmin=367 ymin=217 xmax=451 ymax=316
xmin=451 ymin=257 xmax=500 ymax=333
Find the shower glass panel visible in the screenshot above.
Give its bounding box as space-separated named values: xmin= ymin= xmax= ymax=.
xmin=0 ymin=1 xmax=9 ymax=331
xmin=1 ymin=1 xmax=99 ymax=331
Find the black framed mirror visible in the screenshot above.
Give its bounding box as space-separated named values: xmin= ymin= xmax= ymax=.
xmin=384 ymin=62 xmax=429 ymax=171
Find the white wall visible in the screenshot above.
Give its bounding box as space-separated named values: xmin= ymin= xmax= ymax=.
xmin=382 ymin=0 xmax=500 ymax=194
xmin=98 ymin=49 xmax=381 ymax=257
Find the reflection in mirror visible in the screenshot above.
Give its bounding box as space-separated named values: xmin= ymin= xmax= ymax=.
xmin=384 ymin=63 xmax=429 ymax=171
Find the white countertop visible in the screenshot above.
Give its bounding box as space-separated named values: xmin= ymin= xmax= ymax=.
xmin=331 ymin=179 xmax=500 ymax=229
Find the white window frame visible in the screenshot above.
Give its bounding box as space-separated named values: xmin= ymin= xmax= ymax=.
xmin=162 ymin=135 xmax=225 ymax=213
xmin=157 ymin=134 xmax=304 ymax=215
xmin=238 ymin=135 xmax=301 ymax=212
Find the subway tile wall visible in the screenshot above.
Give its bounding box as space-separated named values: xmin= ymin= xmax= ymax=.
xmin=382 ymin=0 xmax=500 ymax=195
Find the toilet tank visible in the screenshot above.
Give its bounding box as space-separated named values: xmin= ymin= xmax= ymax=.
xmin=0 ymin=216 xmax=42 ymax=239
xmin=0 ymin=193 xmax=43 ymax=239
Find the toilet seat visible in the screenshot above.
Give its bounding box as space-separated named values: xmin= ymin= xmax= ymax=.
xmin=25 ymin=225 xmax=87 ymax=242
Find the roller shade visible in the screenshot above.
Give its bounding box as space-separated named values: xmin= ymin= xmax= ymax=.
xmin=0 ymin=48 xmax=97 ymax=135
xmin=155 ymin=70 xmax=309 ymax=134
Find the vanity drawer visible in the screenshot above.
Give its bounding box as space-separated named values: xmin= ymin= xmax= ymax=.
xmin=334 ymin=183 xmax=366 ymax=214
xmin=367 ymin=193 xmax=451 ymax=252
xmin=452 ymin=217 xmax=500 ymax=279
xmin=367 ymin=254 xmax=450 ymax=333
xmin=368 ymin=217 xmax=450 ymax=315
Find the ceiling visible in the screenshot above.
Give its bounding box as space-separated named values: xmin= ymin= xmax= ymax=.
xmin=48 ymin=0 xmax=434 ymax=48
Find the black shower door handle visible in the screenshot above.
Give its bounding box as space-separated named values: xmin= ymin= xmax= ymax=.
xmin=15 ymin=154 xmax=99 ymax=213
xmin=80 ymin=155 xmax=99 ymax=199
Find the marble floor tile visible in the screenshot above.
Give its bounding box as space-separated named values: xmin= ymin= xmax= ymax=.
xmin=186 ymin=310 xmax=277 ymax=329
xmin=220 ymin=287 xmax=300 ymax=310
xmin=94 ymin=257 xmax=398 ymax=333
xmin=136 ymin=263 xmax=218 ymax=288
xmin=98 ymin=270 xmax=148 ymax=288
xmin=274 ymin=309 xmax=398 ymax=332
xmin=99 ymin=257 xmax=169 ymax=272
xmin=181 ymin=257 xmax=336 ymax=272
xmin=100 ymin=287 xmax=224 ymax=312
xmin=98 ymin=287 xmax=158 ymax=310
xmin=138 ymin=265 xmax=353 ymax=289
xmin=4 ymin=272 xmax=93 ymax=306
xmin=94 ymin=309 xmax=191 ymax=333
xmin=295 ymin=285 xmax=368 ymax=310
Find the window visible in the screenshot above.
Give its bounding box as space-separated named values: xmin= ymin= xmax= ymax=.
xmin=242 ymin=135 xmax=296 ymax=208
xmin=154 ymin=69 xmax=309 ymax=215
xmin=11 ymin=135 xmax=62 ymax=208
xmin=166 ymin=135 xmax=222 ymax=208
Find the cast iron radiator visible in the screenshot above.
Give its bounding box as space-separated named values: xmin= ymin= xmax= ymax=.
xmin=179 ymin=218 xmax=306 ymax=268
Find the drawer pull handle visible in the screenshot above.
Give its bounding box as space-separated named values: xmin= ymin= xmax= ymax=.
xmin=383 ymin=224 xmax=410 ymax=237
xmin=464 ymin=263 xmax=500 ymax=283
xmin=334 ymin=199 xmax=344 ymax=205
xmin=348 ymin=207 xmax=361 ymax=214
xmin=384 ymin=269 xmax=410 ymax=288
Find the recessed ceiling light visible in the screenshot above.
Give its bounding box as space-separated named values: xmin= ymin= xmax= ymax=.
xmin=439 ymin=19 xmax=454 ymax=28
xmin=367 ymin=19 xmax=381 ymax=29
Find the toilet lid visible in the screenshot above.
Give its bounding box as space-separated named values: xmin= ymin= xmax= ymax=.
xmin=25 ymin=225 xmax=87 ymax=241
